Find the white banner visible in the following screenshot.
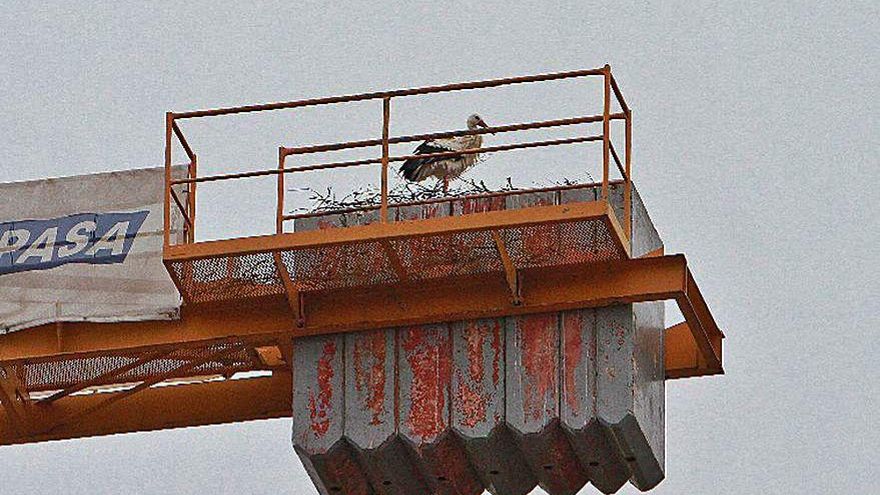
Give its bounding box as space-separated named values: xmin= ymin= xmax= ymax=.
xmin=0 ymin=166 xmax=185 ymax=334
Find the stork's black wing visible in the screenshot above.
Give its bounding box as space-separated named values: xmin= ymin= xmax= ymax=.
xmin=399 ymin=141 xmax=455 ymax=181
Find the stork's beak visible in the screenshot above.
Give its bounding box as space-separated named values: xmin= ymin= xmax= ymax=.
xmin=478 ymin=118 xmax=494 ymax=134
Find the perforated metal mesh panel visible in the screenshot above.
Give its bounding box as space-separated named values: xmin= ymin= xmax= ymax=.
xmin=280 ymin=241 xmax=398 ymax=291
xmin=501 ymin=219 xmax=621 ymax=268
xmin=169 ymin=252 xmax=285 ymax=304
xmin=390 ymin=229 xmax=501 ymax=280
xmin=14 ymin=341 xmax=262 ymax=393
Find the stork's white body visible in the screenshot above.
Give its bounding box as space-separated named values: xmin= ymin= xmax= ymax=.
xmin=399 ymin=114 xmax=489 ymax=188
xmin=406 ymin=134 xmax=483 ymax=182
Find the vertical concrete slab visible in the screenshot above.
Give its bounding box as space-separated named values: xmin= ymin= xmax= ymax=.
xmin=624 ymin=301 xmax=665 ymax=490
xmin=558 ymin=184 xmax=599 ymax=205
xmin=451 ymin=318 xmax=536 ymax=495
xmin=607 ymin=183 xmax=626 ymax=234
xmin=293 ymin=335 xmax=371 ymax=495
xmin=559 ymin=309 xmax=629 ymax=494
xmin=596 ymin=303 xmax=666 ymax=492
xmin=505 ymin=313 xmax=587 ymax=495
xmin=344 ymin=329 xmax=425 ymax=495
xmin=398 ymin=323 xmax=482 ymax=495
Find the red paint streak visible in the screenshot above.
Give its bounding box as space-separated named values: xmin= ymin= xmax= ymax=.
xmin=491 ymin=320 xmax=502 ymax=386
xmin=520 ymin=314 xmax=558 ymax=422
xmin=423 ymin=203 xmax=443 ymax=219
xmin=401 ymin=327 xmax=451 ymax=441
xmin=308 ymin=340 xmax=337 ymax=437
xmin=563 ymin=312 xmax=583 ymax=413
xmin=353 ymin=331 xmax=387 ymax=425
xmin=460 ymin=197 xmax=504 ymax=215
xmin=590 ymin=316 xmax=599 ymax=412
xmin=455 ymin=381 xmax=487 ymax=428
xmin=453 ymin=322 xmax=489 ymax=429
xmin=466 ymin=323 xmax=485 ymax=383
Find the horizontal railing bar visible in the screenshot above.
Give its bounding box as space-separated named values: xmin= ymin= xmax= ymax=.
xmin=609 ymin=74 xmax=629 ymax=114
xmin=609 ymin=141 xmax=626 ymax=179
xmin=171 ymin=121 xmax=196 ymax=162
xmin=389 ymin=134 xmax=602 ymax=164
xmin=172 ymin=68 xmax=606 ymax=119
xmin=290 ymin=157 xmax=382 ymax=173
xmin=283 ymin=113 xmax=624 ymax=156
xmin=282 ymin=179 xmax=626 ymax=221
xmin=173 ymin=167 xmax=275 ymax=184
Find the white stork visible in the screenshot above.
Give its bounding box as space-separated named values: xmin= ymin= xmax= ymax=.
xmin=399 ymin=114 xmax=490 ymax=192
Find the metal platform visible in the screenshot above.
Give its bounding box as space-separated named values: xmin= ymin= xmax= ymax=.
xmin=0 ymin=67 xmax=724 ymax=456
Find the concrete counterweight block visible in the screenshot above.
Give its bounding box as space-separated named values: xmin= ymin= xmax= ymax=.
xmin=398 ymin=324 xmax=483 ymax=495
xmin=291 ymin=183 xmax=668 ymax=494
xmin=505 ymin=313 xmax=588 ymax=495
xmin=293 ymin=335 xmax=372 ymax=495
xmin=451 ymin=319 xmax=536 ymax=495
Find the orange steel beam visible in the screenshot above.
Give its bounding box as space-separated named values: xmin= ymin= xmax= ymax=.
xmin=172 ymin=130 xmax=615 ymax=186
xmin=164 ymin=200 xmax=629 ymax=261
xmin=665 ymin=322 xmax=720 ymax=379
xmin=602 ymin=65 xmax=611 ymax=200
xmin=0 ymin=255 xmax=722 ymax=378
xmin=0 ymin=373 xmax=291 ymax=446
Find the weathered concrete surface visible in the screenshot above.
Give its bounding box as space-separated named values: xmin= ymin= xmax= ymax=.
xmin=506 ymin=313 xmax=588 ymax=495
xmin=293 ymin=334 xmax=372 ymax=495
xmin=451 ymin=318 xmax=536 ymax=495
xmin=560 ymin=309 xmax=630 ymax=494
xmin=291 ymin=184 xmax=667 ymax=494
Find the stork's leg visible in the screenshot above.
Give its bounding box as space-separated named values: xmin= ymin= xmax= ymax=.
xmin=442 ymin=177 xmax=449 ymax=195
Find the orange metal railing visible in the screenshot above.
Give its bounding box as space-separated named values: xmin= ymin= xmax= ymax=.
xmin=163 ymin=65 xmax=633 ymax=247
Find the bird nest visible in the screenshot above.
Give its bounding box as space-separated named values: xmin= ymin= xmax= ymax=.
xmin=291 ymin=176 xmax=591 ymax=214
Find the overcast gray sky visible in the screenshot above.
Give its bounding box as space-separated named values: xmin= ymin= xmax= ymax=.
xmin=1 ymin=1 xmax=878 ymax=494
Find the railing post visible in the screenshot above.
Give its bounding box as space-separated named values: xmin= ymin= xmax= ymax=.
xmin=602 ymin=65 xmax=611 ymax=201
xmin=164 ymin=112 xmax=173 ymax=248
xmin=187 ymin=154 xmax=197 ymax=243
xmin=277 ymin=148 xmax=286 ymax=234
xmin=624 ymin=109 xmax=632 ymax=244
xmin=381 ymin=97 xmax=391 ymax=223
